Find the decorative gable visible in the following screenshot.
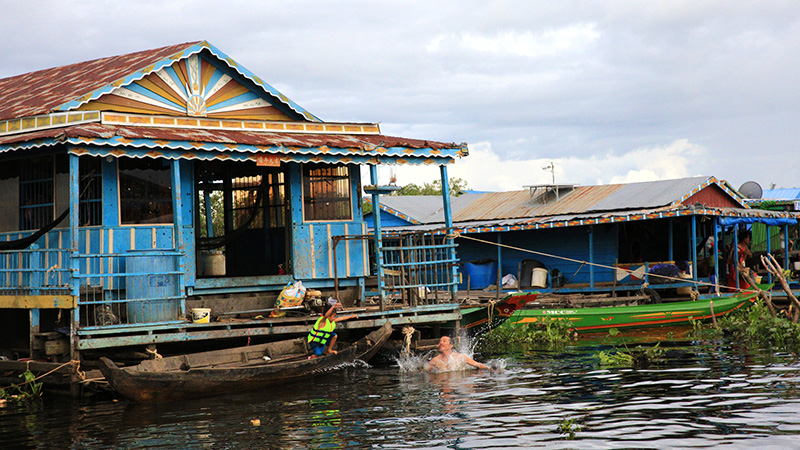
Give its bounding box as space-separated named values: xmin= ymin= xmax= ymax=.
xmin=681 ymin=184 xmax=744 ymax=208
xmin=76 ymin=53 xmax=292 ymax=121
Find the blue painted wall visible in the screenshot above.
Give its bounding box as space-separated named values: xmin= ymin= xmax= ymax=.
xmin=456 ymin=225 xmax=620 ymax=286
xmin=364 ymin=210 xmax=414 ymax=228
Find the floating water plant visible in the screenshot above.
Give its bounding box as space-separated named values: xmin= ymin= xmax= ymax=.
xmin=0 ymin=370 xmax=43 ymax=401
xmin=718 ymin=297 xmax=800 ymax=350
xmin=557 ymin=417 xmax=581 ymax=440
xmin=475 ymin=318 xmax=574 ymax=353
xmin=595 ymin=328 xmax=664 ymax=368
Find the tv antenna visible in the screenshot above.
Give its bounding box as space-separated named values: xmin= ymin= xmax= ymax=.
xmin=542 ymin=161 xmax=556 ymax=184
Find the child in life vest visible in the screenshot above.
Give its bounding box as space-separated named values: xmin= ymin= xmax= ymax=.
xmin=307 ymin=298 xmax=359 ymax=357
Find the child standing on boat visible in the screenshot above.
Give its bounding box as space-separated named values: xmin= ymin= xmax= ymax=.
xmin=307 ymin=298 xmax=358 ymax=357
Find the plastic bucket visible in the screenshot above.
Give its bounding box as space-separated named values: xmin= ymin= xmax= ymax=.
xmin=531 ymin=268 xmax=548 ymax=288
xmin=191 ymin=308 xmax=211 ymax=323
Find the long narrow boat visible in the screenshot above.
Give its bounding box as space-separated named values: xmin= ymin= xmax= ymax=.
xmin=503 ymin=289 xmax=760 ymax=333
xmin=461 ymin=291 xmax=540 ymax=332
xmin=99 ymin=322 xmax=393 ymax=403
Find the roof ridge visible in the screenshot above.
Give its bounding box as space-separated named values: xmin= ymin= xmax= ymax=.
xmin=1 ymin=41 xmax=202 ymax=81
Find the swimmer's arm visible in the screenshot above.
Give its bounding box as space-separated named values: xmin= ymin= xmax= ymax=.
xmin=463 ymin=355 xmax=491 ymax=370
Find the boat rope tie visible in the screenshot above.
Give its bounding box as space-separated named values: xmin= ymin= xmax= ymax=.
xmin=402 ymin=326 xmax=415 ymax=354
xmin=0 ymin=360 xmax=82 ymax=391
xmin=487 ymin=299 xmax=496 ymax=329
xmin=451 ymin=233 xmax=753 ymax=295
xmin=145 ymin=347 xmax=163 ymax=359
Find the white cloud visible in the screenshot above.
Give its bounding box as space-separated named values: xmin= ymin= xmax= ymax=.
xmin=3 ymin=2 xmax=800 ymax=190
xmin=427 ymin=24 xmax=600 ymax=58
xmin=383 ymin=139 xmax=709 ymax=192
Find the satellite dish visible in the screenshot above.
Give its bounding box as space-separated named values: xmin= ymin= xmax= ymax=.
xmin=738 ymin=181 xmax=762 ymax=199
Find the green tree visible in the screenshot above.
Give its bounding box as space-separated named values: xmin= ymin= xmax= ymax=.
xmin=393 ymin=177 xmax=469 ymax=196
xmin=363 ymin=178 xmax=469 ymax=214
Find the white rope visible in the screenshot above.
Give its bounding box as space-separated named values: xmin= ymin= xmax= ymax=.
xmin=401 ymin=326 xmax=415 ymax=354
xmin=450 ymin=232 xmax=747 ymax=294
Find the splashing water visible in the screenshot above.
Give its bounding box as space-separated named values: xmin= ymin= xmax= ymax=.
xmin=394 ymin=329 xmax=507 ymax=373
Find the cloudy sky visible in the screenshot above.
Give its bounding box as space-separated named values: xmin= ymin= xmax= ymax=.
xmin=3 ymin=1 xmax=799 ymax=193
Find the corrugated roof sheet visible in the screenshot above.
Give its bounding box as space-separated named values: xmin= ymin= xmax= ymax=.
xmin=0 ymin=42 xmax=202 ymax=121
xmin=0 ymin=41 xmax=318 ymax=122
xmin=373 ymin=205 xmax=798 ymax=234
xmin=762 ymin=188 xmax=800 ymax=200
xmin=375 ymin=176 xmax=744 ymax=225
xmin=589 ymin=176 xmax=711 ymax=210
xmin=0 ymin=123 xmax=465 ymax=160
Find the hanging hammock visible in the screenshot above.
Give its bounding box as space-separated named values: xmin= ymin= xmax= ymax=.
xmin=0 ymin=208 xmax=70 ymax=251
xmin=197 ymin=182 xmax=266 ymax=251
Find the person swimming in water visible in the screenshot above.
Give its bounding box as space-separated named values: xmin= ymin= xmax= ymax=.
xmin=427 ymin=335 xmax=491 ymax=372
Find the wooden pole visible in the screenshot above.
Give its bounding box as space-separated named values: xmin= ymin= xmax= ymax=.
xmin=761 ymin=253 xmax=800 ymax=323
xmin=709 ymin=300 xmax=718 ymax=328
xmin=740 ymin=265 xmax=777 ymax=318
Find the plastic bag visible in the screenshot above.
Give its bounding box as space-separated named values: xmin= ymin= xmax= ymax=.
xmin=502 ymin=274 xmax=518 ymax=289
xmin=269 ymin=281 xmax=307 ymax=317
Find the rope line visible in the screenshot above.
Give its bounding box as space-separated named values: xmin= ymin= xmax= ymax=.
xmin=0 ymin=360 xmax=80 ymax=391
xmin=449 ymin=232 xmax=749 ymax=294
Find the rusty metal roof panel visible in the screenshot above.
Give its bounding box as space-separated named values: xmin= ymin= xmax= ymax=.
xmin=377 ymin=177 xmax=728 ymax=224
xmin=0 ymin=41 xmax=318 ymax=122
xmin=590 ymin=176 xmax=712 ymax=210
xmin=0 ymin=42 xmax=202 ymax=120
xmin=0 ymin=123 xmax=466 ymax=162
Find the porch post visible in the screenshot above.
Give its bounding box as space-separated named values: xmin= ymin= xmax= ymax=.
xmin=733 ymin=227 xmax=740 ymax=290
xmin=691 ymin=215 xmax=698 ymax=282
xmin=588 ymin=225 xmax=594 ymax=288
xmin=171 ymin=160 xmax=186 ymax=316
xmin=783 ymin=224 xmax=790 ymax=271
xmin=369 ymin=165 xmax=386 ymax=310
xmin=668 ymin=220 xmax=674 ymax=261
xmin=69 ymin=154 xmax=80 ymax=363
xmin=766 ymin=225 xmax=772 ymax=284
xmin=440 ymin=165 xmax=457 ymax=301
xmin=713 ymin=217 xmax=720 ymax=294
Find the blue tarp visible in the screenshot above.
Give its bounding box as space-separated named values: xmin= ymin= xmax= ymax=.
xmin=719 ymin=217 xmax=797 ymax=226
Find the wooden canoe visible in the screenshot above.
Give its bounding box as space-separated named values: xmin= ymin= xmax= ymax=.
xmin=502 ymin=289 xmax=760 ymax=333
xmin=99 ymin=322 xmax=393 ymax=403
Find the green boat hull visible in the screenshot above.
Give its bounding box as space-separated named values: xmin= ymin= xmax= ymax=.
xmin=503 ymin=290 xmax=760 ymax=333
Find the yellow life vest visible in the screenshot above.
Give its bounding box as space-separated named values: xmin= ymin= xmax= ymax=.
xmin=308 ymin=316 xmax=336 ymax=345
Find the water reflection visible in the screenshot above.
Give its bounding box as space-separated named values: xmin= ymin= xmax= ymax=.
xmin=2 ymin=338 xmax=800 ymax=449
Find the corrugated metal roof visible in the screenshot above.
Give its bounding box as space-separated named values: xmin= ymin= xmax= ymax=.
xmin=762 ymin=188 xmax=800 ymax=200
xmin=0 ymin=41 xmax=317 ymax=122
xmin=0 ymin=42 xmax=201 ymax=120
xmin=0 ymin=123 xmax=465 ymax=162
xmin=590 ymin=176 xmax=711 ymax=210
xmin=373 ymin=205 xmax=798 ymax=235
xmin=375 ymin=176 xmax=744 ymax=224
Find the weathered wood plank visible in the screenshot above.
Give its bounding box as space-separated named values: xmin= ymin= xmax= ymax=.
xmin=0 ymin=295 xmax=76 ymax=309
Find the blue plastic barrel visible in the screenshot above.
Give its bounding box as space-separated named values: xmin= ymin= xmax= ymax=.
xmin=126 ymin=249 xmax=180 ymax=323
xmin=459 ymin=260 xmax=498 ymax=290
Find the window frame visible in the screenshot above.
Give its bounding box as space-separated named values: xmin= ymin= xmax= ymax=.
xmin=301 ymin=164 xmax=353 ymax=222
xmin=118 ymin=158 xmax=174 ymax=226
xmin=19 ymin=155 xmax=55 ymax=231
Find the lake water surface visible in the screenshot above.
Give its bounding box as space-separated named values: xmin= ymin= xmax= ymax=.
xmin=2 ymin=332 xmax=800 ymax=449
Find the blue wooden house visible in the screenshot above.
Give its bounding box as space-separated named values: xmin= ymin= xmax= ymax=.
xmin=366 ymin=176 xmax=799 ymax=299
xmin=0 ymin=41 xmax=466 ymax=365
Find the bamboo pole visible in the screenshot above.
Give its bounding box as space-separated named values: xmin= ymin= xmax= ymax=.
xmin=739 ymin=263 xmax=777 ymax=318
xmin=709 ymin=300 xmax=718 ymax=328
xmin=760 ymin=254 xmax=800 ymax=323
